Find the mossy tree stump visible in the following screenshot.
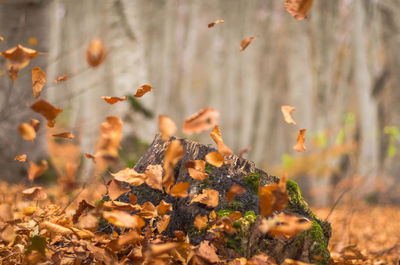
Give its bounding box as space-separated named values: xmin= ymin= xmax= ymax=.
xmin=117 ymin=134 xmax=331 ymax=264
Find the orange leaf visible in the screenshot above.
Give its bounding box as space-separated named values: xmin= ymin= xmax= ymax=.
xmin=84 ymin=153 xmax=96 ymax=163
xmin=101 ymin=96 xmax=127 ymax=104
xmin=267 ymin=213 xmax=312 ymax=238
xmin=103 ymin=201 xmax=141 ymax=212
xmin=191 ymin=189 xmax=219 ymax=208
xmin=226 ymin=185 xmax=246 ymax=202
xmin=32 ymin=67 xmax=46 ymax=98
xmin=156 ymin=215 xmax=170 ymax=233
xmin=145 ymin=164 xmax=163 ymax=191
xmin=28 ymin=37 xmax=38 ymax=46
xmin=28 ymin=160 xmax=48 ymax=181
xmin=170 ymin=182 xmax=189 ymax=198
xmin=208 ymin=19 xmax=224 ymax=28
xmin=22 ymin=187 xmax=47 ymax=200
xmin=30 ymin=99 xmax=62 ymax=127
xmin=205 ymin=152 xmax=224 ymax=167
xmin=139 ymin=202 xmax=158 ymax=219
xmin=103 ymin=211 xmax=141 ymax=228
xmin=54 ymin=75 xmax=68 ymax=82
xmin=111 ymin=168 xmax=145 ymax=186
xmin=240 ymin=37 xmax=256 ymax=51
xmin=8 ymin=64 xmax=18 ymax=82
xmin=14 ymin=154 xmax=27 ymax=162
xmin=30 ymin=119 xmax=40 ymax=132
xmin=163 ymin=140 xmax=183 ymax=192
xmin=210 ymin=125 xmax=233 ymax=156
xmin=159 ymin=115 xmax=177 ymax=141
xmin=194 ymin=214 xmax=208 ymax=230
xmin=282 ymin=259 xmax=314 ymax=265
xmin=52 ymin=132 xmax=74 ymax=139
xmin=284 ymin=0 xmax=314 ymax=20
xmin=281 ymin=105 xmax=296 ymax=125
xmin=1 ymin=44 xmax=38 ymax=65
xmin=86 ymin=38 xmax=106 ymax=67
xmin=42 ymin=221 xmax=72 ymax=235
xmin=293 ymin=129 xmax=306 ymax=152
xmin=157 ymin=200 xmax=173 ymax=215
xmin=95 ymin=116 xmax=122 ymax=161
xmin=183 ymin=107 xmax=219 ymax=135
xmin=259 ymin=176 xmax=288 ymax=217
xmin=194 ymin=241 xmax=220 ymax=264
xmin=134 ymin=84 xmax=152 ymax=97
xmin=185 ymin=160 xmax=208 ymax=180
xmin=107 ymin=180 xmax=130 ymax=201
xmin=18 ymin=123 xmax=36 ymax=141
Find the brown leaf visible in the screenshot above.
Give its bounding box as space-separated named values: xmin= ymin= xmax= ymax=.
xmin=194 ymin=241 xmax=220 ymax=264
xmin=215 ymin=216 xmax=236 ymax=234
xmin=282 ymin=258 xmax=313 ymax=265
xmin=102 ymin=96 xmax=127 ymax=104
xmin=52 ymin=132 xmax=74 ymax=139
xmin=249 ymin=254 xmax=277 ymax=264
xmin=129 ymin=193 xmax=138 ymax=204
xmin=183 ymin=107 xmax=219 ymax=135
xmin=54 ymin=74 xmax=68 ymax=82
xmin=134 ymin=84 xmax=152 ymax=97
xmin=281 ymin=105 xmax=296 ymax=125
xmin=185 ymin=160 xmax=208 ymax=180
xmin=293 ymin=129 xmax=306 ymax=152
xmin=108 ymin=180 xmax=130 ymax=201
xmin=116 ymin=230 xmax=143 ymax=246
xmin=170 ymin=182 xmax=190 ymax=198
xmin=240 ymin=37 xmax=256 ymax=51
xmin=208 ymin=19 xmax=224 ymax=28
xmin=22 ymin=186 xmax=47 ymax=200
xmin=194 ymin=214 xmax=208 ymax=230
xmin=72 ymin=200 xmax=95 ymax=224
xmin=205 ymin=152 xmax=224 ymax=167
xmin=1 ymin=44 xmax=38 ymax=65
xmin=157 ymin=200 xmax=173 ymax=215
xmin=28 ymin=37 xmax=38 ymax=45
xmin=226 ymin=185 xmax=246 ymax=202
xmin=284 ymin=0 xmax=313 ymax=20
xmin=30 ymin=119 xmax=40 ymax=132
xmin=42 ymin=221 xmax=72 ymax=235
xmin=18 ymin=123 xmax=36 ymax=141
xmin=157 ymin=215 xmax=170 ymax=233
xmin=14 ymin=154 xmax=27 ymax=162
xmin=145 ymin=164 xmax=163 ymax=191
xmin=191 ymin=189 xmax=219 ymax=208
xmin=84 ymin=153 xmax=96 ymax=163
xmin=139 ymin=202 xmax=158 ymax=219
xmin=268 ymin=213 xmax=312 ymax=238
xmin=103 ymin=210 xmax=142 ymax=228
xmin=28 ymin=160 xmax=48 ymax=181
xmin=237 ymin=147 xmax=251 ymax=158
xmin=210 ymin=125 xmax=233 ymax=156
xmin=32 ymin=67 xmax=46 ymax=98
xmin=159 ymin=115 xmax=177 ymax=141
xmin=259 ymin=176 xmax=288 ymax=217
xmin=86 ymin=38 xmax=106 ymax=67
xmin=103 ymin=201 xmax=141 ymax=212
xmin=163 ymin=140 xmax=183 ymax=192
xmin=8 ymin=64 xmax=19 ymax=82
xmin=111 ymin=168 xmax=145 ymax=186
xmin=0 ymin=204 xmax=13 ymax=222
xmin=30 ymin=99 xmax=62 ymax=127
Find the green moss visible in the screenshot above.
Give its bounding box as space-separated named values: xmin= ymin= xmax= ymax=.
xmin=218 ymin=209 xmax=234 ymax=217
xmin=244 ymin=173 xmax=260 ymax=194
xmin=225 ymin=200 xmax=244 ymax=212
xmin=205 ymin=163 xmax=215 ymax=173
xmin=243 ymin=211 xmax=257 ymax=223
xmin=309 ymin=220 xmax=330 ymax=265
xmin=286 ymin=179 xmax=316 ymax=219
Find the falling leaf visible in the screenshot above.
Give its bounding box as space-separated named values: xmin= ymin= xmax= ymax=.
xmin=284 ymin=0 xmax=314 ymax=20
xmin=101 ymin=96 xmax=127 ymax=104
xmin=240 ymin=37 xmax=256 ymax=51
xmin=267 ymin=213 xmax=312 ymax=238
xmin=183 ymin=107 xmax=220 ymax=135
xmin=111 ymin=168 xmax=145 ymax=186
xmin=281 ymin=105 xmax=296 ymax=125
xmin=157 ymin=215 xmax=170 ymax=233
xmin=1 ymin=44 xmax=38 ymax=65
xmin=18 ymin=123 xmax=36 ymax=141
xmin=163 ymin=140 xmax=183 ymax=192
xmin=84 ymin=153 xmax=96 ymax=162
xmin=149 ymin=242 xmax=179 ymax=258
xmin=208 ymin=19 xmax=224 ymax=28
xmin=22 ymin=187 xmax=47 ymax=200
xmin=86 ymin=38 xmax=106 ymax=67
xmin=205 ymin=152 xmax=224 ymax=167
xmin=28 ymin=160 xmax=48 ymax=181
xmin=32 ymin=66 xmax=46 ymax=98
xmin=250 ymin=254 xmax=277 ymax=264
xmin=28 ymin=37 xmax=38 ymax=45
xmin=134 ymin=84 xmax=152 ymax=97
xmin=226 ymin=185 xmax=246 ymax=202
xmin=8 ymin=64 xmax=19 ymax=82
xmin=157 ymin=200 xmax=173 ymax=215
xmin=259 ymin=176 xmax=288 ymax=217
xmin=145 ymin=164 xmax=163 ymax=191
xmin=210 ymin=125 xmax=233 ymax=155
xmin=170 ymin=182 xmax=190 ymax=198
xmin=52 ymin=132 xmax=74 ymax=139
xmin=103 ymin=210 xmax=142 ymax=228
xmin=42 ymin=221 xmax=72 ymax=235
xmin=54 ymin=75 xmax=68 ymax=82
xmin=116 ymin=230 xmax=143 ymax=247
xmin=14 ymin=154 xmax=27 ymax=162
xmin=185 ymin=160 xmax=208 ymax=180
xmin=108 ymin=180 xmax=130 ymax=201
xmin=191 ymin=189 xmax=219 ymax=208
xmin=159 ymin=115 xmax=177 ymax=141
xmin=194 ymin=241 xmax=220 ymax=264
xmin=139 ymin=202 xmax=157 ymax=219
xmin=293 ymin=129 xmax=306 ymax=152
xmin=103 ymin=201 xmax=141 ymax=211
xmin=30 ymin=119 xmax=40 ymax=132
xmin=0 ymin=36 xmax=3 ymax=41
xmin=30 ymin=99 xmax=62 ymax=127
xmin=95 ymin=116 xmax=123 ymax=167
xmin=194 ymin=214 xmax=208 ymax=230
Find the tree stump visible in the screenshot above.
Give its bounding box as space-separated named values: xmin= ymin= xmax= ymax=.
xmin=117 ymin=134 xmax=331 ymax=264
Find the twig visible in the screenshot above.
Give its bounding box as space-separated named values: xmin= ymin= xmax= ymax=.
xmin=60 ymin=182 xmax=87 ymax=214
xmin=324 ymin=188 xmax=349 ymax=222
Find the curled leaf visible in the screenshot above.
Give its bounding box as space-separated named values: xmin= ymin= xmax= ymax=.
xmin=52 ymin=132 xmax=74 ymax=139
xmin=28 ymin=160 xmax=48 ymax=181
xmin=22 ymin=187 xmax=47 ymax=200
xmin=1 ymin=44 xmax=38 ymax=65
xmin=111 ymin=168 xmax=145 ymax=186
xmin=14 ymin=154 xmax=27 ymax=162
xmin=157 ymin=200 xmax=173 ymax=215
xmin=284 ymin=0 xmax=314 ymax=20
xmin=54 ymin=75 xmax=68 ymax=82
xmin=208 ymin=19 xmax=224 ymax=28
xmin=170 ymin=182 xmax=189 ymax=198
xmin=159 ymin=115 xmax=177 ymax=141
xmin=281 ymin=105 xmax=296 ymax=125
xmin=293 ymin=129 xmax=306 ymax=152
xmin=86 ymin=38 xmax=106 ymax=67
xmin=185 ymin=160 xmax=208 ymax=180
xmin=163 ymin=140 xmax=183 ymax=192
xmin=103 ymin=211 xmax=142 ymax=228
xmin=102 ymin=96 xmax=127 ymax=104
xmin=139 ymin=202 xmax=158 ymax=219
xmin=183 ymin=107 xmax=219 ymax=135
xmin=108 ymin=180 xmax=130 ymax=201
xmin=191 ymin=189 xmax=219 ymax=208
xmin=210 ymin=125 xmax=233 ymax=155
xmin=32 ymin=67 xmax=46 ymax=98
xmin=42 ymin=221 xmax=72 ymax=235
xmin=240 ymin=37 xmax=256 ymax=51
xmin=205 ymin=152 xmax=224 ymax=167
xmin=30 ymin=100 xmax=62 ymax=127
xmin=134 ymin=84 xmax=152 ymax=97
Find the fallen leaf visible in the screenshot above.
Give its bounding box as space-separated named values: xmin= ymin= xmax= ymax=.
xmin=18 ymin=123 xmax=36 ymax=141
xmin=281 ymin=105 xmax=296 ymax=125
xmin=149 ymin=242 xmax=179 ymax=258
xmin=284 ymin=0 xmax=314 ymax=20
xmin=42 ymin=221 xmax=72 ymax=235
xmin=215 ymin=216 xmax=236 ymax=234
xmin=157 ymin=200 xmax=173 ymax=215
xmin=116 ymin=230 xmax=143 ymax=246
xmin=170 ymin=182 xmax=190 ymax=198
xmin=32 ymin=66 xmax=46 ymax=98
xmin=163 ymin=140 xmax=183 ymax=192
xmin=22 ymin=186 xmax=47 ymax=200
xmin=159 ymin=115 xmax=177 ymax=141
xmin=157 ymin=215 xmax=170 ymax=233
xmin=191 ymin=189 xmax=219 ymax=208
xmin=194 ymin=214 xmax=208 ymax=230
xmin=52 ymin=132 xmax=74 ymax=139
xmin=249 ymin=254 xmax=277 ymax=264
xmin=185 ymin=160 xmax=208 ymax=180
xmin=54 ymin=75 xmax=68 ymax=82
xmin=103 ymin=201 xmax=141 ymax=211
xmin=129 ymin=193 xmax=138 ymax=204
xmin=194 ymin=241 xmax=220 ymax=264
xmin=293 ymin=129 xmax=306 ymax=152
xmin=210 ymin=125 xmax=233 ymax=155
xmin=240 ymin=37 xmax=256 ymax=51
xmin=102 ymin=96 xmax=127 ymax=104
xmin=1 ymin=225 xmax=15 ymax=243
xmin=134 ymin=84 xmax=152 ymax=97
xmin=28 ymin=37 xmax=38 ymax=45
xmin=208 ymin=19 xmax=224 ymax=28
xmin=139 ymin=202 xmax=158 ymax=219
xmin=226 ymin=185 xmax=246 ymax=202
xmin=14 ymin=154 xmax=27 ymax=162
xmin=28 ymin=160 xmax=48 ymax=181
xmin=86 ymin=38 xmax=106 ymax=67
xmin=108 ymin=180 xmax=130 ymax=201
xmin=1 ymin=44 xmax=38 ymax=65
xmin=111 ymin=168 xmax=145 ymax=186
xmin=30 ymin=119 xmax=40 ymax=132
xmin=103 ymin=210 xmax=141 ymax=228
xmin=72 ymin=200 xmax=95 ymax=224
xmin=205 ymin=152 xmax=224 ymax=167
xmin=30 ymin=99 xmax=62 ymax=127
xmin=145 ymin=164 xmax=163 ymax=191
xmin=0 ymin=204 xmax=13 ymax=222
xmin=8 ymin=64 xmax=19 ymax=82
xmin=282 ymin=258 xmax=314 ymax=265
xmin=183 ymin=107 xmax=219 ymax=135
xmin=259 ymin=176 xmax=288 ymax=217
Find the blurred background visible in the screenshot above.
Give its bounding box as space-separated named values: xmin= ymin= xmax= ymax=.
xmin=1 ymin=0 xmax=400 ymax=206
